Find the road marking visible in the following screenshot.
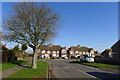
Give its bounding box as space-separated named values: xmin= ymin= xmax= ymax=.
xmin=65 ymin=63 xmax=97 ymax=78
xmin=64 ymin=67 xmax=69 ymax=68
xmin=78 ymin=69 xmax=97 ymax=78
xmin=54 ymin=67 xmax=57 ymax=69
xmin=83 ymin=65 xmax=100 ymax=70
xmin=49 ymin=60 xmax=97 ymax=78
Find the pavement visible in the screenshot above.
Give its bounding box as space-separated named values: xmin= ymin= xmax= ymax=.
xmin=1 ymin=62 xmax=31 ymax=78
xmin=47 ymin=60 xmax=120 ymax=79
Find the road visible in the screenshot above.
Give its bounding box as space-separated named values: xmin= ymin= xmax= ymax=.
xmin=47 ymin=60 xmax=119 ymax=79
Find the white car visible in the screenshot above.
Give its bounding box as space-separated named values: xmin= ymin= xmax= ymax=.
xmin=86 ymin=57 xmax=94 ymax=62
xmin=80 ymin=55 xmax=94 ymax=62
xmin=65 ymin=56 xmax=68 ymax=59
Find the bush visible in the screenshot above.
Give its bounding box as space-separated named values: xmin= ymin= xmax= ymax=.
xmin=12 ymin=60 xmax=28 ymax=65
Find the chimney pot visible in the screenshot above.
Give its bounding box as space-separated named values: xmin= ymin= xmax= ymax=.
xmin=77 ymin=45 xmax=80 ymax=48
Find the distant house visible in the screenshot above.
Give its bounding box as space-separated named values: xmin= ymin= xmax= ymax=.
xmin=111 ymin=40 xmax=120 ymax=60
xmin=38 ymin=44 xmax=67 ymax=59
xmin=101 ymin=40 xmax=120 ymax=59
xmin=101 ymin=49 xmax=113 ymax=58
xmin=61 ymin=47 xmax=67 ymax=58
xmin=68 ymin=45 xmax=100 ymax=59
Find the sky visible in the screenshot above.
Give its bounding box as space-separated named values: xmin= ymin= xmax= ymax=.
xmin=1 ymin=2 xmax=118 ymax=53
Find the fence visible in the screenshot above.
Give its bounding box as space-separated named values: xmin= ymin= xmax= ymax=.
xmin=94 ymin=56 xmax=120 ymax=65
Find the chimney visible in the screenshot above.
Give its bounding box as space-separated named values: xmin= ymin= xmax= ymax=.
xmin=77 ymin=45 xmax=80 ymax=48
xmin=49 ymin=43 xmax=52 ymax=46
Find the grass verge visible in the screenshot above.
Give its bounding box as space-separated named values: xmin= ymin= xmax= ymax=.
xmin=8 ymin=61 xmax=48 ymax=78
xmin=0 ymin=63 xmax=18 ymax=71
xmin=80 ymin=63 xmax=119 ymax=68
xmin=0 ymin=60 xmax=29 ymax=71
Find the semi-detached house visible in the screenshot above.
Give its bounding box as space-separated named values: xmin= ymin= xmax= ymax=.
xmin=38 ymin=44 xmax=67 ymax=59
xmin=38 ymin=44 xmax=100 ymax=59
xmin=68 ymin=45 xmax=100 ymax=59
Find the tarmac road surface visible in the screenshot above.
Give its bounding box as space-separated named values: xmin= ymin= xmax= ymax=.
xmin=47 ymin=60 xmax=119 ymax=79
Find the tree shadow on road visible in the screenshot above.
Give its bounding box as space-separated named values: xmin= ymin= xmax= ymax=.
xmin=87 ymin=72 xmax=120 ymax=79
xmin=69 ymin=61 xmax=82 ymax=64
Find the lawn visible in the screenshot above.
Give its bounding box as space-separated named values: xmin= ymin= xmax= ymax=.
xmin=81 ymin=62 xmax=119 ymax=68
xmin=8 ymin=61 xmax=48 ymax=78
xmin=0 ymin=63 xmax=18 ymax=71
xmin=0 ymin=60 xmax=29 ymax=71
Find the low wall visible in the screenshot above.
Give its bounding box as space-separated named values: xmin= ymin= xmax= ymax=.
xmin=94 ymin=57 xmax=120 ymax=65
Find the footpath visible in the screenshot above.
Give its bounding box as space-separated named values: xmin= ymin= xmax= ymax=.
xmin=0 ymin=62 xmax=31 ymax=79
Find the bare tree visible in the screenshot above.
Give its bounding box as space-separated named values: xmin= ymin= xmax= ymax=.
xmin=2 ymin=2 xmax=59 ymax=68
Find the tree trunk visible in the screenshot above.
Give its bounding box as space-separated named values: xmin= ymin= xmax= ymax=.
xmin=31 ymin=46 xmax=38 ymax=68
xmin=22 ymin=51 xmax=24 ymax=59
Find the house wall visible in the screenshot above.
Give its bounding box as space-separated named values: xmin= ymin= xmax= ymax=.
xmin=61 ymin=47 xmax=67 ymax=58
xmin=40 ymin=50 xmax=61 ymax=59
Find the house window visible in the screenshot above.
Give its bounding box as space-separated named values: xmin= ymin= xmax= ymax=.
xmin=62 ymin=50 xmax=66 ymax=53
xmin=47 ymin=51 xmax=50 ymax=53
xmin=42 ymin=50 xmax=45 ymax=54
xmin=83 ymin=52 xmax=85 ymax=54
xmin=53 ymin=51 xmax=56 ymax=53
xmin=70 ymin=51 xmax=74 ymax=54
xmin=53 ymin=53 xmax=56 ymax=56
xmin=91 ymin=51 xmax=94 ymax=54
xmin=57 ymin=51 xmax=59 ymax=53
xmin=76 ymin=51 xmax=78 ymax=53
xmin=45 ymin=54 xmax=49 ymax=57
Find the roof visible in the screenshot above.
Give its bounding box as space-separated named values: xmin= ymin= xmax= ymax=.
xmin=111 ymin=39 xmax=120 ymax=53
xmin=70 ymin=46 xmax=90 ymax=52
xmin=101 ymin=49 xmax=112 ymax=54
xmin=39 ymin=45 xmax=62 ymax=51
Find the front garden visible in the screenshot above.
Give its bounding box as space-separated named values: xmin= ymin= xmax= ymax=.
xmin=7 ymin=61 xmax=48 ymax=78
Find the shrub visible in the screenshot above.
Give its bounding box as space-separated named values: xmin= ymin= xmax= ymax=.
xmin=12 ymin=60 xmax=28 ymax=65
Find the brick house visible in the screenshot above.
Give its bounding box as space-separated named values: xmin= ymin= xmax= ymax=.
xmin=68 ymin=45 xmax=99 ymax=59
xmin=38 ymin=44 xmax=67 ymax=59
xmin=101 ymin=49 xmax=113 ymax=58
xmin=101 ymin=40 xmax=120 ymax=59
xmin=61 ymin=47 xmax=67 ymax=59
xmin=111 ymin=40 xmax=120 ymax=61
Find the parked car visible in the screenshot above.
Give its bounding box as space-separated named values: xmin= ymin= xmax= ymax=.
xmin=86 ymin=57 xmax=94 ymax=62
xmin=80 ymin=55 xmax=88 ymax=62
xmin=80 ymin=55 xmax=94 ymax=62
xmin=62 ymin=56 xmax=68 ymax=59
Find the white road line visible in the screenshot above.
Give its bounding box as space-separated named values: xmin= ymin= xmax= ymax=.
xmin=51 ymin=60 xmax=97 ymax=78
xmin=64 ymin=67 xmax=69 ymax=68
xmin=76 ymin=69 xmax=97 ymax=78
xmin=83 ymin=65 xmax=100 ymax=70
xmin=54 ymin=67 xmax=57 ymax=69
xmin=63 ymin=62 xmax=97 ymax=78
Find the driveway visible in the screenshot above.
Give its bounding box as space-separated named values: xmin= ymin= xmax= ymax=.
xmin=47 ymin=60 xmax=119 ymax=79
